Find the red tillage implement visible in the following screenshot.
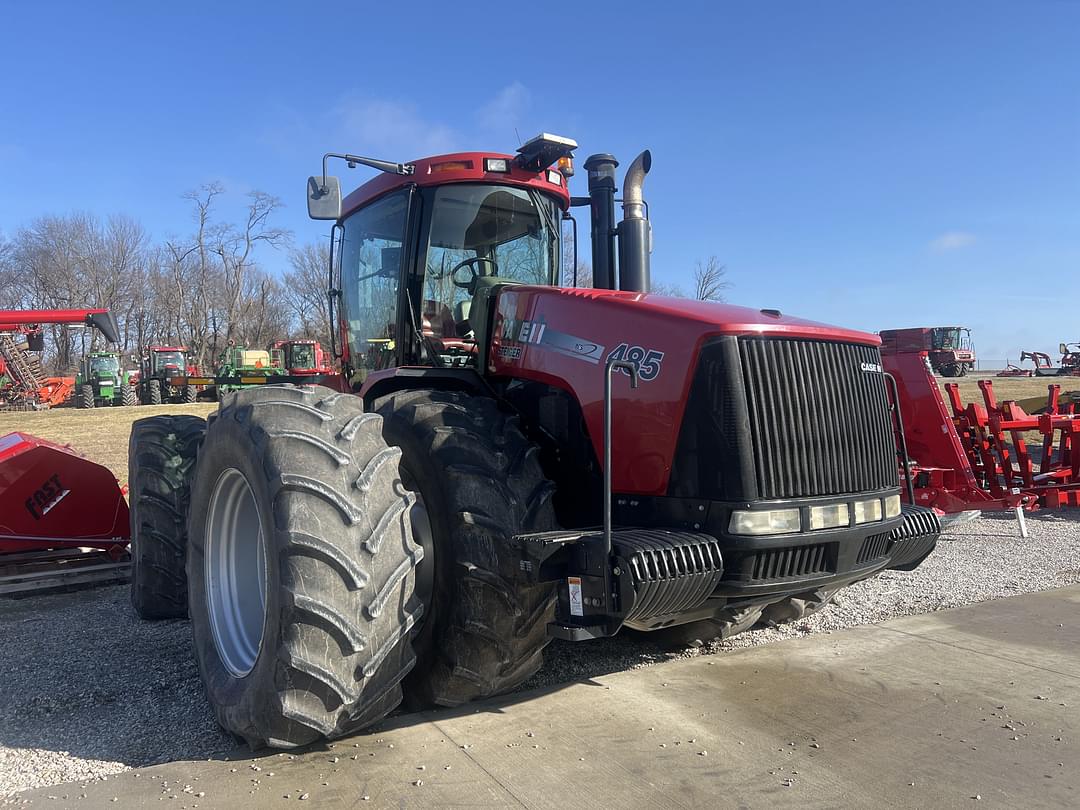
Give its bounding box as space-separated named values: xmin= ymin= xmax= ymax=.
xmin=0 ymin=432 xmax=130 ymax=594
xmin=882 ymin=349 xmax=1080 ymax=515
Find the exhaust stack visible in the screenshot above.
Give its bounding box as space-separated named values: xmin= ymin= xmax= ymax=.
xmin=584 ymin=153 xmax=619 ymax=290
xmin=617 ymin=150 xmax=652 ymax=293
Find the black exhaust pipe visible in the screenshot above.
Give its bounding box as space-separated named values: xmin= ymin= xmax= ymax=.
xmin=584 ymin=153 xmax=618 ymax=290
xmin=617 ymin=150 xmax=651 ymax=293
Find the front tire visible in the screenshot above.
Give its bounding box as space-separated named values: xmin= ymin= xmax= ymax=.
xmin=184 ymin=384 xmax=198 ymax=404
xmin=123 ymin=383 xmax=137 ymax=407
xmin=149 ymin=379 xmax=162 ymax=405
xmin=373 ymin=389 xmax=558 ymax=707
xmin=187 ymin=385 xmax=424 ymax=749
xmin=80 ymin=385 xmax=94 ymax=409
xmin=129 ymin=415 xmax=207 ymax=619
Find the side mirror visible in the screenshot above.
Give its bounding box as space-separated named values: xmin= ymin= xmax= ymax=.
xmin=307 ymin=175 xmax=342 ymax=220
xmin=1061 ymin=343 xmax=1069 ymax=356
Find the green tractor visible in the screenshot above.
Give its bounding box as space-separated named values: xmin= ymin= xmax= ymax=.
xmin=75 ymin=351 xmax=135 ymax=408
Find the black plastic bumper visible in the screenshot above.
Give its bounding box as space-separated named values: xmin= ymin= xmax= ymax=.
xmin=518 ymin=504 xmax=941 ymax=640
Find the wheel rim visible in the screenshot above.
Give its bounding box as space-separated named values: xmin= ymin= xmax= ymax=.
xmin=205 ymin=467 xmax=268 ymax=677
xmin=409 ymin=493 xmax=435 ymax=613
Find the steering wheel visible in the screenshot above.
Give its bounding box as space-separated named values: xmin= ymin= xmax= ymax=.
xmin=449 ymin=257 xmax=498 ymax=293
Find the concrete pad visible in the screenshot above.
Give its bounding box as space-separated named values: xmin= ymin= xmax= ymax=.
xmin=17 ymin=588 xmax=1080 ymax=809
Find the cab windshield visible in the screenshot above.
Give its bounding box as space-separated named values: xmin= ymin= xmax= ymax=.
xmin=422 ymin=184 xmax=560 ymax=340
xmin=289 ymin=343 xmax=315 ymax=369
xmin=154 ymin=351 xmax=185 ymax=371
xmin=90 ymin=356 xmax=120 ymax=376
xmin=932 ymin=328 xmax=969 ymax=351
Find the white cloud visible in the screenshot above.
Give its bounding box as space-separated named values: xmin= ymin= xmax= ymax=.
xmin=477 ymin=82 xmax=531 ymax=139
xmin=929 ymin=231 xmax=977 ymax=251
xmin=333 ymin=97 xmax=461 ymax=159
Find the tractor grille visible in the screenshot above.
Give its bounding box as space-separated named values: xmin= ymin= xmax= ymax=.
xmin=749 ymin=542 xmax=833 ymax=582
xmin=856 ymin=531 xmax=892 ymax=565
xmin=739 ymin=338 xmax=898 ymax=500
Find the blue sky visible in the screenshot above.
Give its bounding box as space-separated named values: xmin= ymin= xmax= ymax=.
xmin=1 ymin=1 xmax=1077 ymax=364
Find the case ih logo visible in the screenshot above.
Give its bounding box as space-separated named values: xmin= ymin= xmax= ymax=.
xmin=861 ymin=362 xmax=883 ymax=373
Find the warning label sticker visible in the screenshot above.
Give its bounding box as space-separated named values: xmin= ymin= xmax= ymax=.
xmin=568 ymin=576 xmax=583 ymax=617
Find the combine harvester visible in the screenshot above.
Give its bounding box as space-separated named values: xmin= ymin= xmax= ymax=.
xmin=0 ymin=433 xmax=130 ymax=595
xmin=126 ymin=135 xmax=942 ymax=749
xmin=0 ymin=308 xmax=121 ymax=409
xmin=879 ymin=326 xmax=976 ymax=377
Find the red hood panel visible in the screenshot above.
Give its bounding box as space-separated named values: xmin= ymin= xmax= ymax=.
xmin=490 ymin=286 xmax=880 ymax=496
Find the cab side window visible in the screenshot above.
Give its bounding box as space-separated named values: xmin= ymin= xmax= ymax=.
xmin=339 ymin=192 xmax=409 ymax=379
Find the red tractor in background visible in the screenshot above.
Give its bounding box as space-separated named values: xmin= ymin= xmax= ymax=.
xmin=137 ymin=345 xmax=199 ymax=404
xmin=270 ymin=338 xmax=335 ymax=380
xmin=0 ymin=309 xmax=121 ymax=409
xmin=127 ymin=135 xmax=940 ymax=750
xmin=879 ymin=326 xmax=976 ymax=377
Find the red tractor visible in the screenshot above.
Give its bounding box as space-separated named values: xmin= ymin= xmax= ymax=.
xmin=127 ymin=135 xmax=939 ymax=749
xmin=269 ymin=338 xmax=335 ymax=380
xmin=879 ymin=326 xmax=976 ymax=377
xmin=137 ymin=346 xmax=199 ymax=404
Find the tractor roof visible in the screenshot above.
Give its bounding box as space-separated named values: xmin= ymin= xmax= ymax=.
xmin=148 ymin=345 xmax=187 ymax=352
xmin=341 ymin=152 xmax=571 ymax=220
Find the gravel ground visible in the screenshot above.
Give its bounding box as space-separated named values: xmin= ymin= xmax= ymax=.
xmin=2 ymin=508 xmax=1079 ymax=797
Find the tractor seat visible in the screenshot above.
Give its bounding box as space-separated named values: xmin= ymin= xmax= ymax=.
xmin=453 ymin=300 xmax=472 ymax=338
xmin=422 ymin=300 xmax=476 ymax=358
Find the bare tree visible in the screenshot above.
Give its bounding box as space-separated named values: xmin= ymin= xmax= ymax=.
xmin=283 ymin=241 xmax=333 ymax=345
xmin=692 ymin=256 xmax=729 ymax=302
xmin=650 ymin=257 xmax=730 ymax=301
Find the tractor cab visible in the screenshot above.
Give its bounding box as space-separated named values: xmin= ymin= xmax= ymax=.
xmin=930 ymin=326 xmax=972 ymax=352
xmin=147 ymin=348 xmax=187 ymax=378
xmin=309 ymin=137 xmax=571 ymax=382
xmin=86 ymin=352 xmax=121 ymax=380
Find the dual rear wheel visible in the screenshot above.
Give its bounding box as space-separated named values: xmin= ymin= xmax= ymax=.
xmin=128 ymin=385 xmax=556 ymax=748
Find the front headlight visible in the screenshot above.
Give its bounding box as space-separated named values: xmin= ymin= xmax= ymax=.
xmin=810 ymin=503 xmax=849 ymax=530
xmin=853 ymin=498 xmax=884 ymax=524
xmin=729 ymin=508 xmax=801 ymax=536
xmin=884 ymin=494 xmax=901 ymax=519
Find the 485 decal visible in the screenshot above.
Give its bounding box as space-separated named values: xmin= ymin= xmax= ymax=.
xmin=607 ymin=343 xmax=664 ymax=381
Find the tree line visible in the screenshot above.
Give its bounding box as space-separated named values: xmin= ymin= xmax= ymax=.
xmin=0 ymin=187 xmax=728 ymax=374
xmin=0 ymin=184 xmax=332 ymax=373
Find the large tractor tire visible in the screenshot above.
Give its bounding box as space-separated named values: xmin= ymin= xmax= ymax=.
xmin=75 ymin=385 xmax=86 ymax=409
xmin=184 ymin=384 xmax=198 ymax=404
xmin=186 ymin=385 xmax=424 ymax=749
xmin=129 ymin=415 xmax=207 ymax=619
xmin=373 ymin=389 xmax=558 ymax=708
xmin=79 ymin=385 xmax=95 ymax=409
xmin=122 ymin=383 xmax=137 ymax=407
xmin=149 ymin=379 xmax=162 ymax=405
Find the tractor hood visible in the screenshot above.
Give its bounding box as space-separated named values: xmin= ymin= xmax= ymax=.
xmin=538 ymin=288 xmax=880 ymax=345
xmin=489 ymin=285 xmax=883 ymax=497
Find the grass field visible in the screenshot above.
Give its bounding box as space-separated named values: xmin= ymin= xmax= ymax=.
xmin=0 ymin=403 xmax=216 ymax=488
xmin=936 ymin=375 xmax=1064 ymax=409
